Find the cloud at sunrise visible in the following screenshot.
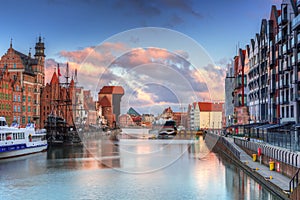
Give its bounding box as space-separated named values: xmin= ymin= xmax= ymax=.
xmin=45 ymin=34 xmax=226 ymax=115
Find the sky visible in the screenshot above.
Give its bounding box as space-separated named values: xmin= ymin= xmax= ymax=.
xmin=0 ymin=0 xmax=282 ymax=114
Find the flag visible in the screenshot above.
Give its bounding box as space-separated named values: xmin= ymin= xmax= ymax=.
xmin=57 ymin=64 xmax=62 ymax=76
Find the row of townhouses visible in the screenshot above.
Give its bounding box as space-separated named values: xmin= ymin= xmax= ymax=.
xmin=225 ymin=0 xmax=300 ymax=133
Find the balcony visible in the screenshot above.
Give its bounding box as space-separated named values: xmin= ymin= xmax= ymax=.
xmin=292 ymin=15 xmax=300 ymax=30
xmin=278 ymin=15 xmax=288 ymax=26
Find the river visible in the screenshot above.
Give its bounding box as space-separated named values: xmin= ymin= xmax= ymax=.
xmin=0 ymin=136 xmax=280 ymax=200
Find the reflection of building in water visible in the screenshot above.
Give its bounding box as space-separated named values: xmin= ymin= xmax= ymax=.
xmin=96 ymin=86 xmax=124 ymax=128
xmin=100 ymin=138 xmax=120 ymax=168
xmin=47 ymin=138 xmax=120 ymax=170
xmin=225 ymin=163 xmax=262 ymax=199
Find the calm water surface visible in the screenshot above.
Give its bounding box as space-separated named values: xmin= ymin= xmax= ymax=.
xmin=0 ymin=136 xmax=280 ymax=200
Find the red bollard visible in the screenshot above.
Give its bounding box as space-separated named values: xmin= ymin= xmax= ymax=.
xmin=257 ymin=148 xmax=262 ymax=157
xmin=276 ymin=162 xmax=280 ymax=172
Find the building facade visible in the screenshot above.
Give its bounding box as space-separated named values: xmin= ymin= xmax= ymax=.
xmin=40 ymin=70 xmax=75 ymax=129
xmin=96 ymin=86 xmax=124 ymax=128
xmin=226 ymin=0 xmax=300 ymax=128
xmin=0 ymin=37 xmax=45 ymax=127
xmin=188 ymin=102 xmax=223 ymax=131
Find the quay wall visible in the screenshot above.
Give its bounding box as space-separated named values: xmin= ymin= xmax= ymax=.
xmin=205 ymin=133 xmax=290 ymax=200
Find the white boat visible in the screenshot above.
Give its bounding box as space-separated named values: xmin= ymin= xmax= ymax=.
xmin=0 ymin=117 xmax=48 ymax=159
xmin=156 ymin=120 xmax=178 ymax=139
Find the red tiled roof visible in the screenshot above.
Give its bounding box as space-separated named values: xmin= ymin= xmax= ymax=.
xmin=99 ymin=96 xmax=111 ymax=107
xmin=98 ymin=86 xmax=124 ymax=94
xmin=197 ymin=102 xmax=223 ymax=112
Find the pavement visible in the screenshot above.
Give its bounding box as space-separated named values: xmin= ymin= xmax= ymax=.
xmin=224 ymin=137 xmax=291 ymax=193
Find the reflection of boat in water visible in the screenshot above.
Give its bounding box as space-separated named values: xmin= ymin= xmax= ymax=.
xmin=157 ymin=120 xmax=177 ymax=139
xmin=0 ymin=117 xmax=47 ymax=159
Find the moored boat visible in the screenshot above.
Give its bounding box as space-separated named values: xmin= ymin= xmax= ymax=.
xmin=157 ymin=120 xmax=177 ymax=139
xmin=0 ymin=117 xmax=48 ymax=159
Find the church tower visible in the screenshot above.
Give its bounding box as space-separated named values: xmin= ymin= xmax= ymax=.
xmin=34 ymin=36 xmax=45 ymax=65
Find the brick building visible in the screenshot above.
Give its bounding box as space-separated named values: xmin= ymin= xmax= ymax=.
xmin=0 ymin=37 xmax=45 ymax=127
xmin=96 ymin=86 xmax=124 ymax=128
xmin=40 ymin=68 xmax=75 ymax=128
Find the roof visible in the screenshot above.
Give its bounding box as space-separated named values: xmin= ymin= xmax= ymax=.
xmin=99 ymin=96 xmax=111 ymax=107
xmin=50 ymin=72 xmax=59 ymax=84
xmin=98 ymin=86 xmax=124 ymax=94
xmin=14 ymin=49 xmax=38 ymax=75
xmin=127 ymin=107 xmax=140 ymax=116
xmin=197 ymin=102 xmax=223 ymax=112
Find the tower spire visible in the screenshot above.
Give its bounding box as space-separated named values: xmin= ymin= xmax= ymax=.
xmin=10 ymin=38 xmax=13 ymax=49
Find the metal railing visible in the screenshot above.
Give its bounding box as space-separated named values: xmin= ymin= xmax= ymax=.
xmin=289 ymin=168 xmax=300 ymax=193
xmin=206 ymin=132 xmax=241 ymax=160
xmin=220 ymin=136 xmax=241 ymax=160
xmin=234 ymin=137 xmax=300 ymax=168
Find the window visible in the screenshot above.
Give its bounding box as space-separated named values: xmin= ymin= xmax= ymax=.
xmin=18 ymin=95 xmax=20 ymax=102
xmin=291 ymin=106 xmax=294 ymax=118
xmin=22 ymin=106 xmax=25 ymax=112
xmin=13 ymin=63 xmax=16 ymax=69
xmin=27 ymin=116 xmax=31 ymax=123
xmin=16 ymin=86 xmax=19 ymax=91
xmin=13 ymin=105 xmax=16 ymax=112
xmin=28 ymin=96 xmax=31 ymax=102
xmin=22 ymin=116 xmax=25 ymax=124
xmin=22 ymin=96 xmax=25 ymax=102
xmin=28 ymin=106 xmax=31 ymax=112
xmin=281 ymin=107 xmax=285 ymax=118
xmin=18 ymin=106 xmax=20 ymax=112
xmin=13 ymin=95 xmax=16 ymax=102
xmin=286 ymin=106 xmax=289 ymax=118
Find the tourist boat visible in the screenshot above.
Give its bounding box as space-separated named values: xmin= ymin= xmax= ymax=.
xmin=157 ymin=120 xmax=177 ymax=139
xmin=0 ymin=117 xmax=48 ymax=159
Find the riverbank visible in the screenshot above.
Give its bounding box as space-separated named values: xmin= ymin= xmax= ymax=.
xmin=205 ymin=133 xmax=291 ymax=200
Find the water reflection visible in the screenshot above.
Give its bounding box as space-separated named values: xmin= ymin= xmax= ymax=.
xmin=47 ymin=138 xmax=121 ymax=170
xmin=0 ymin=136 xmax=280 ymax=200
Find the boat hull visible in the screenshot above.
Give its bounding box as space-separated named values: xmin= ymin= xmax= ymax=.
xmin=0 ymin=144 xmax=48 ymax=159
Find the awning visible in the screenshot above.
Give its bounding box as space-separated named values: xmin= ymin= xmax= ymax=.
xmin=267 ymin=122 xmax=295 ymax=131
xmin=243 ymin=122 xmax=267 ymax=129
xmin=292 ymin=123 xmax=300 ymax=128
xmin=254 ymin=123 xmax=274 ymax=130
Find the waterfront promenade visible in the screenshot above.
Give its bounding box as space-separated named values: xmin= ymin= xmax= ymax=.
xmin=226 ymin=137 xmax=290 ymax=191
xmin=208 ymin=132 xmax=299 ymax=199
